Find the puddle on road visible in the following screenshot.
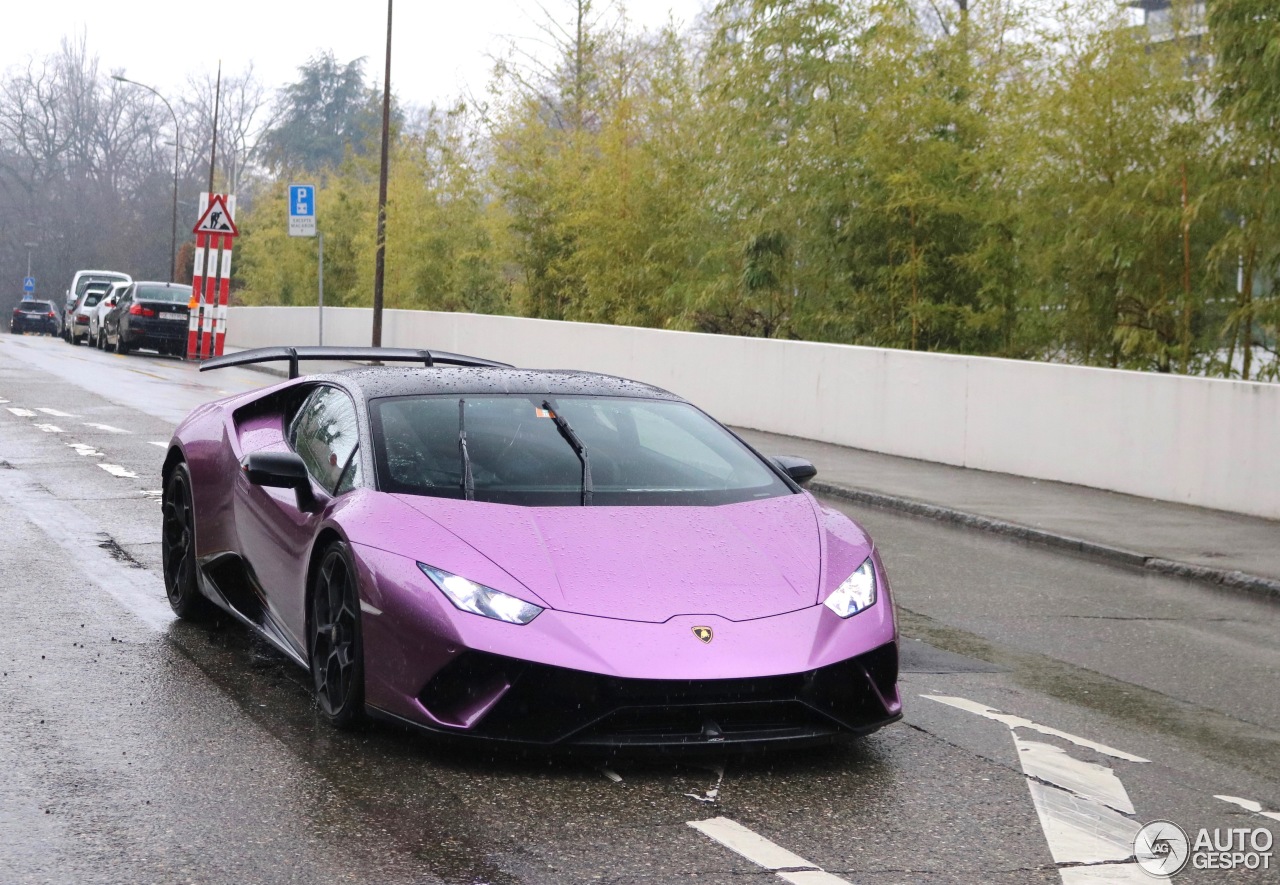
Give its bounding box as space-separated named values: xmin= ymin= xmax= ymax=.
xmin=898 ymin=607 xmax=1280 ymax=780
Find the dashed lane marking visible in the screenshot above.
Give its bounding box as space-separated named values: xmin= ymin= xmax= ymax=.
xmin=35 ymin=407 xmax=76 ymax=417
xmin=923 ymin=695 xmax=1149 ymax=762
xmin=68 ymin=443 xmax=105 ymax=457
xmin=33 ymin=423 xmax=64 ymax=433
xmin=83 ymin=422 xmax=130 ymax=433
xmin=98 ymin=464 xmax=138 ymax=478
xmin=1216 ymin=795 xmax=1280 ymax=823
xmin=688 ymin=818 xmax=853 ymax=885
xmin=148 ymin=441 xmax=168 ymax=448
xmin=6 ymin=407 xmax=36 ymax=417
xmin=924 ymin=695 xmax=1148 ymax=883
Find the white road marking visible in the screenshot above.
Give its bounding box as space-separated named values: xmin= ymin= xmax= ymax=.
xmin=0 ymin=397 xmax=9 ymax=404
xmin=6 ymin=407 xmax=36 ymax=417
xmin=140 ymin=490 xmax=163 ymax=500
xmin=1017 ymin=740 xmax=1134 ymax=813
xmin=98 ymin=464 xmax=138 ymax=478
xmin=35 ymin=407 xmax=76 ymax=417
xmin=33 ymin=423 xmax=64 ymax=433
xmin=688 ymin=818 xmax=852 ymax=885
xmin=148 ymin=441 xmax=168 ymax=448
xmin=923 ymin=695 xmax=1149 ymax=762
xmin=83 ymin=422 xmax=129 ymax=434
xmin=925 ymin=695 xmax=1148 ymax=883
xmin=1216 ymin=795 xmax=1280 ymax=823
xmin=601 ymin=767 xmax=622 ymax=783
xmin=67 ymin=443 xmax=105 ymax=457
xmin=359 ymin=600 xmax=383 ymax=616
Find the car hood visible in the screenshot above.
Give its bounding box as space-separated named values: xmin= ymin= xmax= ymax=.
xmin=392 ymin=493 xmax=827 ymax=623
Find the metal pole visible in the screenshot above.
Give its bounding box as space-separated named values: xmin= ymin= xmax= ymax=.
xmin=318 ymin=232 xmax=325 ymax=346
xmin=208 ymin=61 xmax=221 ymax=198
xmin=372 ymin=0 xmax=392 ymax=347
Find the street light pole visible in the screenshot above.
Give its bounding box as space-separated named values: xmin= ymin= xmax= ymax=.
xmin=112 ymin=74 xmax=180 ymax=280
xmin=372 ymin=0 xmax=393 ymax=347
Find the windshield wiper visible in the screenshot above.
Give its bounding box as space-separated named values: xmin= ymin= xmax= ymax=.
xmin=458 ymin=398 xmax=474 ymax=500
xmin=542 ymin=399 xmax=592 ymax=506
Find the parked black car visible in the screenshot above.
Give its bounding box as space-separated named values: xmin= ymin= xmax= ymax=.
xmin=102 ymin=282 xmax=190 ymax=356
xmin=10 ymin=300 xmax=60 ymax=335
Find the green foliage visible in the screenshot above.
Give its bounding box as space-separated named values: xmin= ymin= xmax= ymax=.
xmin=230 ymin=0 xmax=1280 ymax=380
xmin=259 ymin=53 xmax=386 ymax=174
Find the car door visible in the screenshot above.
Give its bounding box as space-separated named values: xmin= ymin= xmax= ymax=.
xmin=235 ymin=385 xmax=364 ymax=651
xmin=106 ymin=287 xmax=131 ymax=345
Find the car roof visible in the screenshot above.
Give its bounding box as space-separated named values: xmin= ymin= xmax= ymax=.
xmin=310 ymin=366 xmax=683 ymax=403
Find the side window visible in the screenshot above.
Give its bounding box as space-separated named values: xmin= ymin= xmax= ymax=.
xmin=289 ymin=387 xmax=362 ymax=495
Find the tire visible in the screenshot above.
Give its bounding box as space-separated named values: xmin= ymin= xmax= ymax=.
xmin=161 ymin=462 xmax=216 ymax=621
xmin=71 ymin=332 xmax=82 ymax=346
xmin=309 ymin=540 xmax=365 ymax=728
xmin=116 ymin=336 xmax=130 ymax=355
xmin=95 ymin=328 xmax=105 ymax=349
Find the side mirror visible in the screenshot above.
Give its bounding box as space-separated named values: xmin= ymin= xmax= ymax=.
xmin=242 ymin=451 xmax=317 ymax=511
xmin=772 ymin=455 xmax=817 ymax=488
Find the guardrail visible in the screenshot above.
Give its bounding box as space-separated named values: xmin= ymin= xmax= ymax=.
xmin=226 ymin=306 xmax=1280 ymax=520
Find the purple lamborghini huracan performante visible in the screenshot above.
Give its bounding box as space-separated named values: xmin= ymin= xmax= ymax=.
xmin=162 ymin=346 xmax=900 ymax=749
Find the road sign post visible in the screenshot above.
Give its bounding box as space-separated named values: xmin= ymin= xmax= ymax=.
xmin=288 ymin=184 xmax=322 ymax=344
xmin=188 ymin=192 xmax=239 ymax=361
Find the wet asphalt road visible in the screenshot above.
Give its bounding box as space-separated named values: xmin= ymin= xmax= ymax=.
xmin=0 ymin=332 xmax=1277 ymax=885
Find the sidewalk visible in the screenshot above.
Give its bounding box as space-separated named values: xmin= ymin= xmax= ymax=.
xmin=225 ymin=349 xmax=1279 ymax=599
xmin=736 ymin=428 xmax=1280 ymax=598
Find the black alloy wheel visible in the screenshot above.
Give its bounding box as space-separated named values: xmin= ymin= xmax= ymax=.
xmin=161 ymin=463 xmax=215 ymax=621
xmin=310 ymin=541 xmax=365 ymax=728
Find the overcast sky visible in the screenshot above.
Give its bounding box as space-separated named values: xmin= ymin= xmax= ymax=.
xmin=5 ymin=0 xmax=709 ymax=109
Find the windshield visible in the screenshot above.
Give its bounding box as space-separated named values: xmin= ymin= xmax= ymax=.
xmin=136 ymin=285 xmax=187 ymax=303
xmin=21 ymin=302 xmax=54 ymax=312
xmin=81 ymin=293 xmax=104 ymax=308
xmin=370 ymin=394 xmax=792 ymax=506
xmin=76 ymin=274 xmax=128 ymax=296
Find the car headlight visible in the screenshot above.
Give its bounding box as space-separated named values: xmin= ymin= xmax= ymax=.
xmin=417 ymin=563 xmax=543 ymax=625
xmin=823 ymin=557 xmax=877 ymax=618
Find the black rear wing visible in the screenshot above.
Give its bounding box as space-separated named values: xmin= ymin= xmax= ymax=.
xmin=199 ymin=346 xmax=513 ymax=379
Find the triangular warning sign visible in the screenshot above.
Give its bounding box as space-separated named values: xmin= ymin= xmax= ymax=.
xmin=193 ymin=193 xmax=239 ymax=236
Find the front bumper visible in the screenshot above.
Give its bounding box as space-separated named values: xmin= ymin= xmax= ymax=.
xmin=354 ymin=543 xmax=901 ymax=749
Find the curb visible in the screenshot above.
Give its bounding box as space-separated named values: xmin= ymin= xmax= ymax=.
xmin=810 ymin=481 xmax=1280 ymax=601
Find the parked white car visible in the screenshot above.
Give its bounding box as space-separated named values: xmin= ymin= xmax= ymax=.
xmin=91 ymin=282 xmax=131 ymax=349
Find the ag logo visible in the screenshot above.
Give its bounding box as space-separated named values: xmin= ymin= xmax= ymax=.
xmin=1134 ymin=820 xmax=1190 ymax=877
xmin=692 ymin=626 xmax=714 ymax=644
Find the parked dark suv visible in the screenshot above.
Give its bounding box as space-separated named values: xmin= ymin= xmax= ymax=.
xmin=10 ymin=300 xmax=60 ymax=335
xmin=102 ymin=282 xmax=191 ymax=356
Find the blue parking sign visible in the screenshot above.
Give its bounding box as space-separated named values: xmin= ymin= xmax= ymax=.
xmin=289 ymin=184 xmax=316 ymax=237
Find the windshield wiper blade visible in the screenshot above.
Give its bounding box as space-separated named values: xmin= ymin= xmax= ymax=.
xmin=458 ymin=398 xmax=474 ymax=501
xmin=542 ymin=399 xmax=592 ymax=506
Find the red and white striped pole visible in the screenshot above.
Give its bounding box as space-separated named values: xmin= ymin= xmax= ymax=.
xmin=214 ymin=232 xmax=233 ymax=357
xmin=187 ymin=230 xmax=207 ymax=361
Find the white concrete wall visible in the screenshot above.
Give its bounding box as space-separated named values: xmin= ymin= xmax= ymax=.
xmin=227 ymin=306 xmax=1280 ymax=520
